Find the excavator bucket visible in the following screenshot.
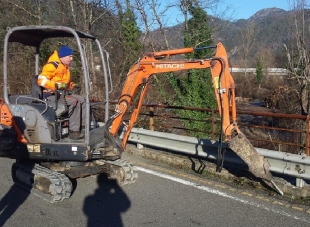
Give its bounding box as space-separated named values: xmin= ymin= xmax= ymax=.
xmin=228 ymin=133 xmax=283 ymax=195
xmin=228 ymin=133 xmax=272 ymax=180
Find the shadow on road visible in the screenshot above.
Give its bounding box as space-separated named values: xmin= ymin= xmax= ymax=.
xmin=83 ymin=174 xmax=131 ymax=227
xmin=0 ymin=181 xmax=30 ymax=226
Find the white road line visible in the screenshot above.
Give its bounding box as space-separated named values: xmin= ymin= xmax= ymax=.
xmin=137 ymin=166 xmax=310 ymax=223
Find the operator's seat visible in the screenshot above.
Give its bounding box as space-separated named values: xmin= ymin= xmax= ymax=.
xmin=31 ymin=75 xmax=68 ymax=118
xmin=32 ymin=75 xmax=44 ymax=99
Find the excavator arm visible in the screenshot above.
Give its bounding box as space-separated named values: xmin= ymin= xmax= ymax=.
xmin=108 ymin=42 xmax=283 ymax=195
xmin=110 ymin=42 xmax=237 ymax=146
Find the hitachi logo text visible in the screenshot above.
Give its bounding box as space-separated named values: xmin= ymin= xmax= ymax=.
xmin=155 ymin=64 xmax=185 ymax=69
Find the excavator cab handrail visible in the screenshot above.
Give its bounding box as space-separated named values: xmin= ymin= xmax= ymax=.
xmin=15 ymin=96 xmax=49 ymax=114
xmin=103 ymin=50 xmax=114 ymax=94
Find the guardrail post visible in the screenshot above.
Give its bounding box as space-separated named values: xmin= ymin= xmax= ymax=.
xmin=296 ymin=178 xmax=305 ymax=188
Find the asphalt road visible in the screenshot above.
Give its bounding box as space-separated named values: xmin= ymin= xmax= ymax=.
xmin=0 ymin=153 xmax=309 ymax=227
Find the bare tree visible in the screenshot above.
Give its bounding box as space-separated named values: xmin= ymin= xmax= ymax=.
xmin=238 ymin=22 xmax=255 ymax=77
xmin=284 ymin=0 xmax=310 ymax=114
xmin=255 ymin=47 xmax=275 ymax=76
xmin=3 ymin=0 xmax=45 ymax=25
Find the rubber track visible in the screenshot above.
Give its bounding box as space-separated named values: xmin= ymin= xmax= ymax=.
xmin=13 ymin=163 xmax=72 ymax=203
xmin=105 ymin=159 xmax=138 ymax=185
xmin=0 ymin=124 xmax=16 ymax=153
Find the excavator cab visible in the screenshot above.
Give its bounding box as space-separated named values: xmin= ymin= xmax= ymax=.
xmin=0 ymin=26 xmax=137 ymax=202
xmin=3 ymin=26 xmax=107 ymax=144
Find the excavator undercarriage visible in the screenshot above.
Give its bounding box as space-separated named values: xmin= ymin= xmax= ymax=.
xmin=12 ymin=162 xmax=72 ymax=203
xmin=12 ymin=159 xmax=138 ymax=203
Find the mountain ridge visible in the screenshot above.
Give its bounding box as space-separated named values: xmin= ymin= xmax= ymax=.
xmin=156 ymin=7 xmax=307 ymax=68
xmin=248 ymin=7 xmax=287 ymax=22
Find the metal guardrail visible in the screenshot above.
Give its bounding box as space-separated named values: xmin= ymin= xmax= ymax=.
xmin=128 ymin=127 xmax=310 ymax=187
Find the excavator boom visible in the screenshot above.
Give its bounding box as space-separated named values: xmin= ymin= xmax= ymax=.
xmin=110 ymin=42 xmax=236 ymax=146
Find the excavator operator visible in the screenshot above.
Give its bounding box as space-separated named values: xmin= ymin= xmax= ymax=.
xmin=37 ymin=45 xmax=85 ymax=140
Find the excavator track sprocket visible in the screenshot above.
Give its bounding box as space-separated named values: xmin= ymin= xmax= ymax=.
xmin=95 ymin=159 xmax=138 ymax=185
xmin=12 ymin=162 xmax=72 ymax=203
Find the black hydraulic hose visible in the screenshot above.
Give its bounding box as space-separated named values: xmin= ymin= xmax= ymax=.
xmin=216 ymin=105 xmax=225 ymax=172
xmin=212 ymin=57 xmax=226 ymax=172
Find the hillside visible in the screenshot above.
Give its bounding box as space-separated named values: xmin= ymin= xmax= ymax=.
xmin=158 ymin=7 xmax=310 ymax=68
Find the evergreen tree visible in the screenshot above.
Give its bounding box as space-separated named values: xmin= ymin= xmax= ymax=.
xmin=120 ymin=0 xmax=143 ymax=73
xmin=167 ymin=1 xmax=217 ymax=138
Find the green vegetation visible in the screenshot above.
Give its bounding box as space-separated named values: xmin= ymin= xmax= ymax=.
xmin=119 ymin=0 xmax=143 ymax=73
xmin=256 ymin=57 xmax=264 ymax=89
xmin=166 ymin=2 xmax=218 ymax=138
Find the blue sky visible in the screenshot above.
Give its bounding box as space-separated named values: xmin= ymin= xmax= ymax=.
xmin=159 ymin=0 xmax=291 ymax=28
xmin=143 ymin=1 xmax=292 ymax=30
xmin=221 ymin=0 xmax=290 ymax=19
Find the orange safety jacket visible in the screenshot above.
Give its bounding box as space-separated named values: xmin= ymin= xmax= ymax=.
xmin=38 ymin=50 xmax=74 ymax=91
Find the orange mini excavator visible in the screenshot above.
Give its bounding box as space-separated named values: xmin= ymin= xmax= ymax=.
xmin=0 ymin=26 xmax=282 ymax=203
xmin=107 ymin=41 xmax=282 ymax=195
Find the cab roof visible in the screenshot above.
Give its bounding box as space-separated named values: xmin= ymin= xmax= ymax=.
xmin=6 ymin=25 xmax=96 ymax=47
